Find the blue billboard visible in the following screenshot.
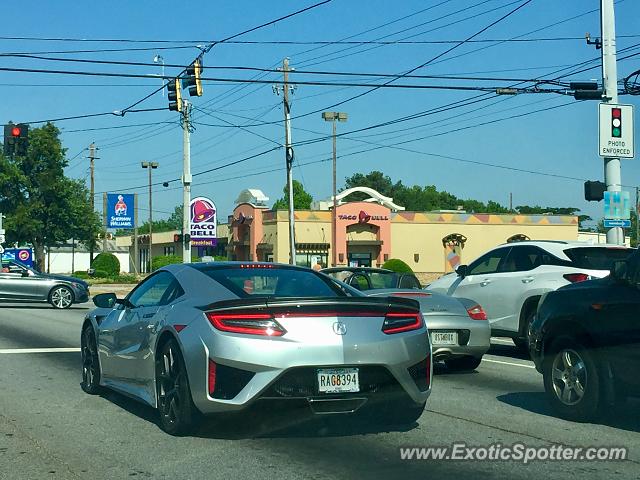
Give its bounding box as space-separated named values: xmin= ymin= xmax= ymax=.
xmin=2 ymin=248 xmax=34 ymax=268
xmin=106 ymin=193 xmax=135 ymax=229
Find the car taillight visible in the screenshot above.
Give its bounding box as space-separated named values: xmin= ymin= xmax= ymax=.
xmin=466 ymin=304 xmax=487 ymax=320
xmin=208 ymin=359 xmax=217 ymax=395
xmin=206 ymin=313 xmax=286 ymax=337
xmin=382 ymin=312 xmax=423 ymax=334
xmin=563 ymin=273 xmax=590 ymax=283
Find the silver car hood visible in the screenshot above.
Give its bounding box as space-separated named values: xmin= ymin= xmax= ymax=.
xmin=364 ymin=289 xmax=469 ymax=316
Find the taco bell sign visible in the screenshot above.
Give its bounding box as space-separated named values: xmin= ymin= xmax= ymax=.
xmin=106 ymin=193 xmax=135 ymax=229
xmin=190 ymin=196 xmax=217 ymax=247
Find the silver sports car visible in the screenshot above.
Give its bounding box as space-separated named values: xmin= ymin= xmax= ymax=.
xmin=364 ymin=289 xmax=491 ymax=371
xmin=81 ymin=262 xmax=432 ymax=435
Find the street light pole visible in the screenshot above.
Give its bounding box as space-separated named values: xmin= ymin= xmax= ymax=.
xmin=322 ymin=111 xmax=348 ymax=267
xmin=142 ymin=161 xmax=158 ymax=273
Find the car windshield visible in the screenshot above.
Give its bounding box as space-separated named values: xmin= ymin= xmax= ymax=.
xmin=563 ymin=247 xmax=633 ymax=270
xmin=201 ymin=266 xmax=344 ymax=298
xmin=367 ymin=271 xmax=399 ymax=289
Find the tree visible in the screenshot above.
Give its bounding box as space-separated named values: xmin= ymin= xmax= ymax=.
xmin=272 ymin=180 xmax=313 ymax=210
xmin=0 ymin=123 xmax=100 ymax=269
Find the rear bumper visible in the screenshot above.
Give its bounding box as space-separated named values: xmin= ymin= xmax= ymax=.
xmin=178 ymin=323 xmax=431 ymax=415
xmin=426 ymin=314 xmax=491 ymax=361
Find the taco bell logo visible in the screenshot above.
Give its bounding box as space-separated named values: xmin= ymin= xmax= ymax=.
xmin=190 ymin=196 xmax=217 ymax=247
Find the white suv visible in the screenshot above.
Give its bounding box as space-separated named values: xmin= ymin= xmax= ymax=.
xmin=427 ymin=241 xmax=633 ymax=350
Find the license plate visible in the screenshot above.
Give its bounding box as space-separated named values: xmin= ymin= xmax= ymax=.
xmin=317 ymin=368 xmax=360 ymax=393
xmin=431 ymin=331 xmax=458 ymax=346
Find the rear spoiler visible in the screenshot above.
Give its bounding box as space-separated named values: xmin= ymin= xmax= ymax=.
xmin=200 ymin=296 xmax=420 ymax=315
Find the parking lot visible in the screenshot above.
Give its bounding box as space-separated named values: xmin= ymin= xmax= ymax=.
xmin=1 ymin=302 xmax=638 ymax=480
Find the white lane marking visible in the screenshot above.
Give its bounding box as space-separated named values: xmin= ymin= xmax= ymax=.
xmin=482 ymin=357 xmax=536 ymax=369
xmin=491 ymin=338 xmax=515 ymax=346
xmin=0 ymin=348 xmax=80 ymax=354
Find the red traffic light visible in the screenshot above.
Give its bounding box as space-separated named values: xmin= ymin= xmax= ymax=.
xmin=11 ymin=127 xmax=20 ymax=137
xmin=612 ymin=108 xmax=622 ymax=118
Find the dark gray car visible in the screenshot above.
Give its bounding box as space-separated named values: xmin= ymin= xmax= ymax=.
xmin=0 ymin=259 xmax=89 ymax=308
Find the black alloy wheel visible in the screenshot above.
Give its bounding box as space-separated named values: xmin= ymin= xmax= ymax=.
xmin=156 ymin=339 xmax=198 ymax=436
xmin=80 ymin=326 xmax=102 ymax=394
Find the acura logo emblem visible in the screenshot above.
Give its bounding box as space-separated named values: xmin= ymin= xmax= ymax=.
xmin=332 ymin=322 xmax=347 ymax=335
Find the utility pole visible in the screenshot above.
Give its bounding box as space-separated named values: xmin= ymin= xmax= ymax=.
xmin=88 ymin=143 xmax=98 ymax=262
xmin=276 ymin=58 xmax=297 ymax=265
xmin=601 ymin=0 xmax=623 ymax=245
xmin=133 ymin=193 xmax=139 ymax=275
xmin=141 ymin=161 xmax=158 ymax=273
xmin=182 ymin=100 xmax=193 ymax=264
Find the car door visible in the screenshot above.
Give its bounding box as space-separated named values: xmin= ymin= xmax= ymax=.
xmin=447 ymin=247 xmax=512 ymax=329
xmin=487 ymin=246 xmax=545 ymax=332
xmin=133 ymin=273 xmax=185 ymax=386
xmin=600 ymin=255 xmax=640 ymax=391
xmin=98 ymin=272 xmax=174 ymax=383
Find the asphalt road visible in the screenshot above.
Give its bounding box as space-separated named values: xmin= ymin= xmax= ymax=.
xmin=0 ymin=303 xmax=638 ymax=480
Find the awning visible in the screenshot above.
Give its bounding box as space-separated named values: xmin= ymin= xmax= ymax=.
xmin=256 ymin=242 xmax=273 ymax=251
xmin=347 ymin=240 xmax=383 ymax=246
xmin=296 ymin=242 xmax=330 ymax=252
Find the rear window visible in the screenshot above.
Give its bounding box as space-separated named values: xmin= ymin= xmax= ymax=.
xmin=368 ymin=272 xmax=399 ymax=289
xmin=564 ymin=247 xmax=633 ymax=270
xmin=202 ymin=266 xmax=344 ymax=298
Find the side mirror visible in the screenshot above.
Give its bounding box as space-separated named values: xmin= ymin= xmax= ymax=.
xmin=611 ymin=260 xmax=628 ymax=282
xmin=21 ymin=270 xmax=30 ymax=277
xmin=93 ymin=293 xmax=118 ymax=309
xmin=456 ymin=264 xmax=468 ymax=278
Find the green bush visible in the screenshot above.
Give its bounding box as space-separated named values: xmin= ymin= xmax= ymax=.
xmin=92 ymin=269 xmax=109 ymax=278
xmin=152 ymin=255 xmax=182 ymax=271
xmin=91 ymin=253 xmax=120 ymax=276
xmin=113 ymin=274 xmax=138 ymax=284
xmin=72 ymin=271 xmax=90 ymax=280
xmin=382 ymin=258 xmax=413 ymax=273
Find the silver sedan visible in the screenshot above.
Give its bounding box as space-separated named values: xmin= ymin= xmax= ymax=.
xmin=81 ymin=262 xmax=432 ymax=435
xmin=364 ymin=289 xmax=491 ymax=371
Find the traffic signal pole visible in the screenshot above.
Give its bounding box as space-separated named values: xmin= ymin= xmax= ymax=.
xmin=182 ymin=100 xmax=192 ymax=264
xmin=601 ymin=0 xmax=623 ymax=245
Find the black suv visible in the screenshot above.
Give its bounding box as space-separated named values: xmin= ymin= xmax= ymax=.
xmin=529 ymin=250 xmax=640 ymax=421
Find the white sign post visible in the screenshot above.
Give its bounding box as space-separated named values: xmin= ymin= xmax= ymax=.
xmin=599 ymin=103 xmax=634 ymax=158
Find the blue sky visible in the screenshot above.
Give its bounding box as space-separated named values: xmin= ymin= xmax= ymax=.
xmin=1 ymin=0 xmax=639 ymax=226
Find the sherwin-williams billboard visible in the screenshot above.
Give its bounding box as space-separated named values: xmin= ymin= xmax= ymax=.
xmin=106 ymin=193 xmax=135 ymax=229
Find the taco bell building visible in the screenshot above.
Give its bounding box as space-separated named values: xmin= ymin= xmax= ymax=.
xmin=228 ymin=188 xmax=579 ymax=283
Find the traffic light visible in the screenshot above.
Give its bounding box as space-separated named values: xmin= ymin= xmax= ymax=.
xmin=584 ymin=180 xmax=606 ymax=202
xmin=168 ymin=78 xmax=183 ymax=112
xmin=173 ymin=233 xmax=191 ymax=244
xmin=183 ymin=59 xmax=203 ymax=97
xmin=611 ymin=107 xmax=622 ymax=138
xmin=3 ymin=123 xmax=28 ymax=157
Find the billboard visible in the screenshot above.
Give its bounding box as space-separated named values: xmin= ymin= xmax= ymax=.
xmin=106 ymin=193 xmax=135 ymax=229
xmin=2 ymin=247 xmax=34 ymax=268
xmin=190 ymin=196 xmax=217 ymax=247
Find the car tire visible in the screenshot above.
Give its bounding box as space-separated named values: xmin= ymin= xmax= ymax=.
xmin=376 ymin=399 xmax=426 ymax=425
xmin=80 ymin=325 xmax=102 ymax=395
xmin=514 ymin=307 xmax=536 ymax=353
xmin=445 ymin=356 xmax=482 ymax=372
xmin=155 ymin=339 xmax=199 ymax=436
xmin=49 ymin=285 xmax=74 ymax=309
xmin=542 ymin=336 xmax=605 ymax=422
